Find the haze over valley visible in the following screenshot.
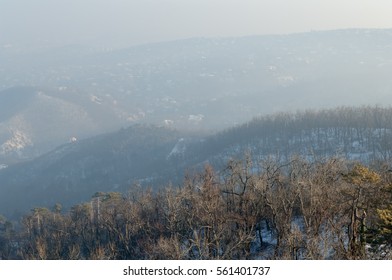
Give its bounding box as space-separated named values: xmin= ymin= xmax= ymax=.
xmin=2 ymin=29 xmax=392 ymax=166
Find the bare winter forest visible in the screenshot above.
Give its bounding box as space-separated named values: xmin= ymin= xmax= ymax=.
xmin=1 ymin=154 xmax=391 ymax=260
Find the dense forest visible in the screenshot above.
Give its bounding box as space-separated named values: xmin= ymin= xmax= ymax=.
xmin=0 ymin=155 xmax=391 ymax=260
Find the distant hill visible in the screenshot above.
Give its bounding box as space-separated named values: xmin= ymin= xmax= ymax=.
xmin=2 ymin=29 xmax=392 ymax=165
xmin=2 ymin=106 xmax=392 ymax=217
xmin=0 ymin=86 xmax=136 ymax=165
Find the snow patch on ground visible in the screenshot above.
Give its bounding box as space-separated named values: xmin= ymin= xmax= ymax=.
xmin=0 ymin=129 xmax=33 ymax=155
xmin=167 ymin=138 xmax=186 ymax=159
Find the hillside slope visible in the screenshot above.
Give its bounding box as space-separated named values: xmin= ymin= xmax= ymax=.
xmin=2 ymin=107 xmax=392 ymax=217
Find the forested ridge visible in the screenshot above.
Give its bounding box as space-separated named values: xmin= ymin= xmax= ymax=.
xmin=198 ymin=106 xmax=392 ymax=162
xmin=0 ymin=156 xmax=391 ymax=260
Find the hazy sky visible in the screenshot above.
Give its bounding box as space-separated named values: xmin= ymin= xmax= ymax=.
xmin=1 ymin=0 xmax=392 ymax=49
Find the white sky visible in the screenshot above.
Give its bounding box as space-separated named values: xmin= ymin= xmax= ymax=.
xmin=1 ymin=0 xmax=392 ymax=49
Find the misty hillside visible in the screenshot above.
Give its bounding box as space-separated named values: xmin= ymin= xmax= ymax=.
xmin=2 ymin=29 xmax=392 ymax=166
xmin=2 ymin=106 xmax=392 ymax=217
xmin=0 ymin=86 xmax=133 ymax=165
xmin=0 ymin=125 xmax=182 ymax=217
